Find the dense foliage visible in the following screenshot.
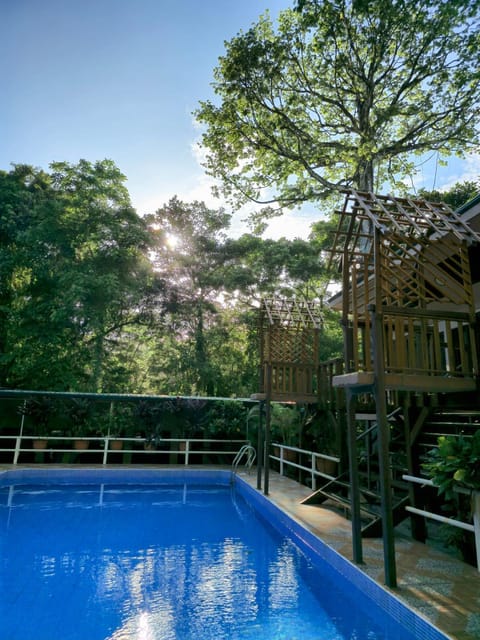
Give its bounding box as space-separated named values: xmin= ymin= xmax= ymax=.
xmin=0 ymin=162 xmax=343 ymax=396
xmin=0 ymin=161 xmax=154 ymax=391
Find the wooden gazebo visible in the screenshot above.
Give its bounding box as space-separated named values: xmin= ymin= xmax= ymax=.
xmin=253 ymin=297 xmax=323 ymax=493
xmin=330 ymin=190 xmax=479 ymax=394
xmin=255 ymin=297 xmax=323 ymax=402
xmin=328 ymin=189 xmax=480 ymax=587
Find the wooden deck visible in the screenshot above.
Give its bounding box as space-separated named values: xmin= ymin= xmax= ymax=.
xmin=332 ymin=371 xmax=477 ymax=394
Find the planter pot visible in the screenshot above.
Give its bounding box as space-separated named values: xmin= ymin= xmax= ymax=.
xmin=283 ymin=449 xmax=298 ymax=463
xmin=110 ymin=439 xmax=123 ymax=451
xmin=272 ymin=446 xmax=297 ymax=462
xmin=74 ymin=439 xmax=89 ymax=451
xmin=33 ymin=439 xmax=48 ymax=450
xmin=316 ymin=457 xmax=338 ymax=476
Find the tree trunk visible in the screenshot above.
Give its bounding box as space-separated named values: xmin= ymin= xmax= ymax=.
xmin=195 ymin=304 xmax=213 ymax=395
xmin=92 ymin=331 xmax=104 ymax=393
xmin=355 ymin=158 xmax=374 ymax=192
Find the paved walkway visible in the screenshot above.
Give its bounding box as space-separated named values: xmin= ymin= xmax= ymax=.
xmin=240 ymin=470 xmax=480 ymax=640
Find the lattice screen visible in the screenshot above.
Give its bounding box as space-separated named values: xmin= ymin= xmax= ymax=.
xmin=258 ymin=298 xmax=323 ymax=400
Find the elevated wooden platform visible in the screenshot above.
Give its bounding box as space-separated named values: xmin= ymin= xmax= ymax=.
xmin=250 ymin=392 xmax=320 ymax=403
xmin=332 ymin=372 xmax=477 ymax=394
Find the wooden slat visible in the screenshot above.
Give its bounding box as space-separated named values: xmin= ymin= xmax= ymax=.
xmin=445 ymin=320 xmax=456 ymax=373
xmin=432 ymin=319 xmax=442 ymax=372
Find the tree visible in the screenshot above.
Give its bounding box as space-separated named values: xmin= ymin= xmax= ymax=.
xmin=0 ymin=160 xmax=154 ymax=391
xmin=417 ymin=180 xmax=479 ymax=211
xmin=145 ymin=197 xmax=335 ymax=396
xmin=146 ymin=197 xmax=234 ymax=395
xmin=222 ymin=233 xmax=329 ymax=300
xmin=196 ymin=0 xmax=480 ymax=214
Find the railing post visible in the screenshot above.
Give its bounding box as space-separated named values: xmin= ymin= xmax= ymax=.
xmin=473 ymin=492 xmax=480 ymax=572
xmin=14 ymin=407 xmax=26 ymax=465
xmin=102 ymin=437 xmax=109 ymax=465
xmin=311 ymin=453 xmax=316 ymax=490
xmin=256 ymin=402 xmax=264 ymax=490
xmin=13 ymin=436 xmax=21 ymax=465
xmin=185 ymin=439 xmax=189 ymax=465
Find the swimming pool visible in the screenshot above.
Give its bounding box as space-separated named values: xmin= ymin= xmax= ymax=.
xmin=0 ymin=469 xmax=447 ymax=640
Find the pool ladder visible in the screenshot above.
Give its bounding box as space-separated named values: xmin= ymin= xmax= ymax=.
xmin=231 ymin=444 xmax=256 ymax=481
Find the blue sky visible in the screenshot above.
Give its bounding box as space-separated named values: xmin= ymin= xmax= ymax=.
xmin=2 ymin=0 xmax=479 ymax=239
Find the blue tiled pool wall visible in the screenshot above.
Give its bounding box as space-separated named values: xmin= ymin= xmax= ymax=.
xmin=0 ymin=467 xmax=228 ymax=487
xmin=0 ymin=468 xmax=447 ymax=640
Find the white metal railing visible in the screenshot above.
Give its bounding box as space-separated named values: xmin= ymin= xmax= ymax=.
xmin=0 ymin=435 xmax=247 ymax=466
xmin=403 ymin=474 xmax=479 ymax=571
xmin=270 ymin=443 xmax=340 ymax=490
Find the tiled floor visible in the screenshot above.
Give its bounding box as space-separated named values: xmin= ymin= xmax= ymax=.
xmin=240 ymin=470 xmax=480 ymax=640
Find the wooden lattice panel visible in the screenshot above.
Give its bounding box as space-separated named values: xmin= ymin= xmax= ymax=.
xmin=265 ymin=327 xmax=317 ymax=365
xmin=331 ymin=190 xmax=480 ymax=315
xmin=330 ymin=190 xmax=480 ymax=266
xmin=257 ymin=297 xmax=323 ymax=400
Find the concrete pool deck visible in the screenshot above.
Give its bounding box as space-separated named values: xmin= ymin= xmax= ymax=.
xmin=239 ymin=469 xmax=480 ymax=640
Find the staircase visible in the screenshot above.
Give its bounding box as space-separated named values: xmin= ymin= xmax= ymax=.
xmin=302 ymin=403 xmax=480 ymax=537
xmin=301 ymin=408 xmax=410 ymax=537
xmin=416 ymin=407 xmax=480 ymax=458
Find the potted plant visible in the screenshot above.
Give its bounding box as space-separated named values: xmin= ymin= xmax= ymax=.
xmin=423 ymin=432 xmax=480 ymax=497
xmin=134 ymin=401 xmax=162 ymax=450
xmin=270 ymin=404 xmax=300 ymax=462
xmin=107 ymin=403 xmax=134 ymax=450
xmin=18 ymin=396 xmax=57 ymax=449
xmin=304 ymin=407 xmax=338 ymax=474
xmin=65 ymin=398 xmax=94 ymax=450
xmin=423 ymin=432 xmax=480 ymax=564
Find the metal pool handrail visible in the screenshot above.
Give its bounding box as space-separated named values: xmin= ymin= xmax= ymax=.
xmin=231 ymin=444 xmax=256 ymax=478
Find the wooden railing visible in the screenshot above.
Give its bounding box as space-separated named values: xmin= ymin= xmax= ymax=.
xmin=348 ymin=307 xmax=477 ymax=379
xmin=381 ymin=308 xmax=477 ymax=378
xmin=318 ymin=358 xmax=344 ymax=406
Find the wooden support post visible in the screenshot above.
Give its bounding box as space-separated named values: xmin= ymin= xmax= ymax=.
xmin=256 ymin=400 xmax=264 ymax=491
xmin=372 ymin=227 xmax=397 ymax=588
xmin=346 ymin=388 xmax=363 ymax=564
xmin=473 ymin=492 xmax=480 ymax=573
xmin=405 ymin=401 xmax=428 ymax=542
xmin=264 ymin=364 xmax=272 ymax=496
xmin=371 ymin=304 xmax=397 ymax=588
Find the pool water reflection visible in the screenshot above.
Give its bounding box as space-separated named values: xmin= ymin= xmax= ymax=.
xmin=0 ymin=470 xmax=442 ymax=640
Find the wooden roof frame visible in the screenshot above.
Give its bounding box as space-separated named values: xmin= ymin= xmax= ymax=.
xmin=260 ymin=297 xmax=323 ymax=331
xmin=329 ymin=190 xmax=480 ymax=266
xmin=328 ymin=190 xmax=480 ymax=315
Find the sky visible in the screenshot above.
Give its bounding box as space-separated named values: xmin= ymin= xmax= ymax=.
xmin=2 ymin=0 xmax=479 ymax=240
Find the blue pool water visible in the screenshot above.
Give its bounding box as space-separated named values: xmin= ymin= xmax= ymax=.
xmin=0 ymin=469 xmax=446 ymax=640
